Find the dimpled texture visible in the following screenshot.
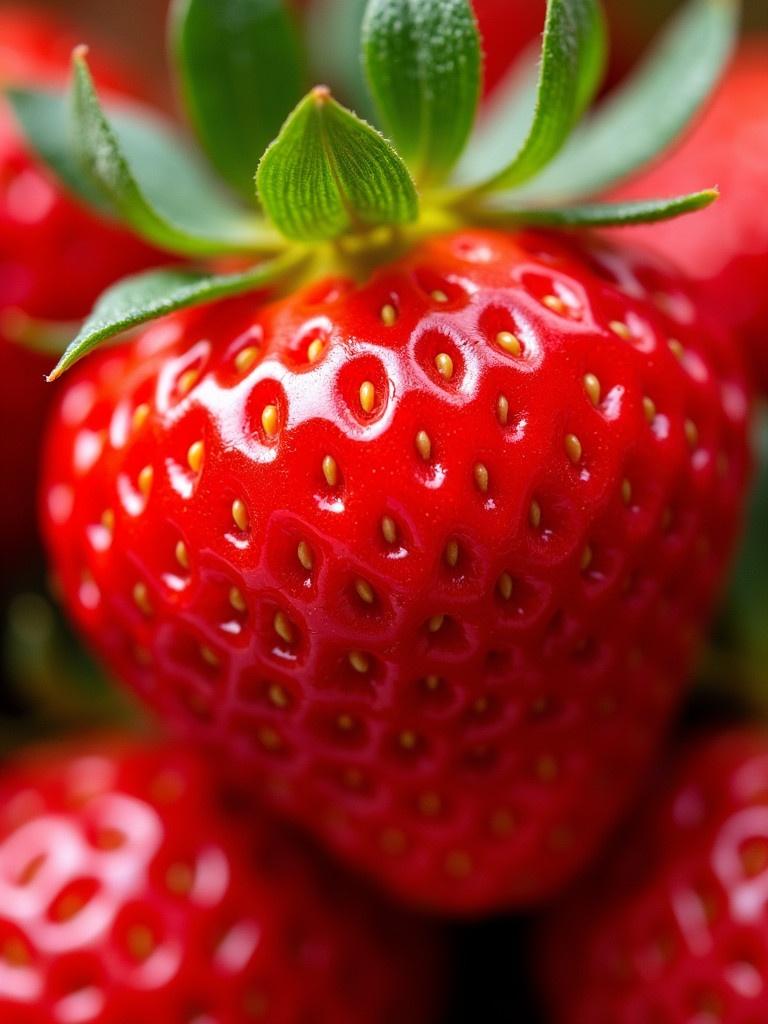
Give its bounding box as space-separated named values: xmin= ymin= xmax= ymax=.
xmin=608 ymin=41 xmax=768 ymax=394
xmin=0 ymin=740 xmax=439 ymax=1024
xmin=538 ymin=729 xmax=768 ymax=1024
xmin=0 ymin=10 xmax=166 ymax=564
xmin=42 ymin=228 xmax=750 ymax=913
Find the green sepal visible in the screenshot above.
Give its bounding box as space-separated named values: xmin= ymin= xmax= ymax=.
xmin=468 ymin=0 xmax=606 ymax=194
xmin=47 ymin=253 xmax=308 ymax=381
xmin=70 ymin=50 xmax=281 ymax=256
xmin=362 ymin=0 xmax=481 ymax=186
xmin=172 ymin=0 xmax=305 ymax=201
xmin=514 ymin=0 xmax=739 ymax=202
xmin=472 ymin=189 xmax=719 ymax=227
xmin=256 ymin=87 xmax=418 ymax=242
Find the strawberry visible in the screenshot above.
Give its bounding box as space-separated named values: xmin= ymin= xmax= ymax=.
xmin=0 ymin=738 xmax=441 ymax=1022
xmin=537 ymin=727 xmax=768 ymax=1024
xmin=22 ymin=0 xmax=747 ymax=911
xmin=0 ymin=10 xmax=166 ymax=567
xmin=607 ymin=40 xmax=768 ymax=393
xmin=41 ymin=226 xmax=749 ymax=912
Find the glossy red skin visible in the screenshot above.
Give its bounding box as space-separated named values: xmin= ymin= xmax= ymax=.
xmin=0 ymin=740 xmax=439 ymax=1023
xmin=42 ymin=228 xmax=750 ymax=914
xmin=539 ymin=728 xmax=768 ymax=1024
xmin=0 ymin=10 xmax=167 ymax=567
xmin=608 ymin=41 xmax=768 ymax=394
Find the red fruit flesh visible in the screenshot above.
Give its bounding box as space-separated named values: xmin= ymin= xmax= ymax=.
xmin=539 ymin=728 xmax=768 ymax=1024
xmin=0 ymin=11 xmax=167 ymax=566
xmin=42 ymin=228 xmax=750 ymax=913
xmin=0 ymin=739 xmax=440 ymax=1023
xmin=607 ymin=41 xmax=768 ymax=393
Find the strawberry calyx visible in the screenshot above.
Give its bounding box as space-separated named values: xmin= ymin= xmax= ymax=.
xmin=4 ymin=0 xmax=739 ymax=378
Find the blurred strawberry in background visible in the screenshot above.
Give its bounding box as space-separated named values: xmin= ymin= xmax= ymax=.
xmin=0 ymin=10 xmax=168 ymax=574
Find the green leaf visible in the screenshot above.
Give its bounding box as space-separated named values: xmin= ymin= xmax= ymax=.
xmin=47 ymin=252 xmax=307 ymax=380
xmin=514 ymin=0 xmax=739 ymax=202
xmin=172 ymin=0 xmax=305 ymax=201
xmin=362 ymin=0 xmax=482 ymax=186
xmin=256 ymin=87 xmax=418 ymax=242
xmin=473 ymin=189 xmax=719 ymax=227
xmin=70 ymin=51 xmax=281 ymax=256
xmin=467 ymin=0 xmax=606 ymax=194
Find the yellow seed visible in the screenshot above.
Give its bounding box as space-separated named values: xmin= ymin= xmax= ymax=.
xmin=268 ymin=684 xmax=289 ymax=709
xmin=166 ymin=862 xmax=194 ymax=895
xmin=415 ymin=430 xmax=432 ymax=461
xmin=200 ymin=645 xmax=219 ymax=667
xmin=474 ymin=463 xmax=489 ymax=493
xmin=643 ymin=396 xmax=657 ymax=423
xmin=444 ymin=540 xmax=459 ymax=567
xmin=2 ymin=938 xmax=30 ymax=966
xmin=583 ymin=372 xmax=601 ymax=406
xmin=380 ymin=828 xmax=407 ymax=855
xmin=581 ymin=545 xmax=593 ymax=571
xmin=132 ymin=402 xmax=150 ymax=432
xmin=490 ymin=809 xmax=515 ymax=836
xmin=668 ymin=338 xmax=685 ymax=360
xmin=543 ymin=294 xmax=566 ymax=314
xmin=355 ymin=578 xmax=375 ymax=605
xmin=127 ymin=925 xmax=155 ymax=960
xmin=297 ymin=541 xmax=313 ymax=571
xmin=359 ymin=381 xmax=375 ymax=414
xmin=428 ymin=614 xmax=445 ymax=633
xmin=138 ymin=465 xmax=153 ymax=496
xmin=399 ymin=730 xmax=417 ymax=751
xmin=322 ymin=455 xmax=338 ymax=487
xmin=498 ymin=572 xmax=513 ymax=600
xmin=609 ymin=320 xmax=631 ymax=340
xmin=178 ymin=368 xmax=199 ymax=396
xmin=307 ymin=338 xmax=325 ymax=363
xmin=187 ymin=440 xmax=204 ymax=473
xmin=445 ymin=850 xmax=472 ymax=879
xmin=529 ymin=499 xmax=542 ymax=529
xmin=274 ymin=612 xmax=294 ymax=644
xmin=621 ymin=478 xmax=632 ymax=505
xmin=132 ymin=582 xmax=152 ymax=616
xmin=229 ymin=587 xmax=247 ymax=613
xmin=496 ymin=330 xmax=521 ymax=356
xmin=337 ymin=713 xmax=355 ymax=732
xmin=537 ymin=755 xmax=558 ymax=782
xmin=381 ymin=516 xmax=397 ymax=544
xmin=348 ymin=651 xmax=370 ymax=674
xmin=344 ymin=768 xmax=364 ymax=789
xmin=685 ymin=419 xmax=699 ymax=447
xmin=175 ymin=540 xmax=189 ymax=569
xmin=473 ymin=696 xmax=489 ymax=714
xmin=380 ymin=303 xmax=397 ymax=326
xmin=258 ymin=727 xmax=281 ymax=751
xmin=419 ymin=792 xmax=442 ymax=816
xmin=234 ymin=346 xmax=259 ymax=374
xmin=431 ymin=289 xmax=449 ymax=303
xmin=435 ymin=352 xmax=454 ymax=379
xmin=261 ymin=404 xmax=279 ymax=437
xmin=101 ymin=508 xmax=115 ymax=532
xmin=231 ymin=498 xmax=249 ymax=532
xmin=497 ymin=394 xmax=510 ymax=425
xmin=424 ymin=675 xmax=441 ymax=691
xmin=565 ymin=433 xmax=583 ymax=464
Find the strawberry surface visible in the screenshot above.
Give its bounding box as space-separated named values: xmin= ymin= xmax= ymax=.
xmin=0 ymin=739 xmax=439 ymax=1023
xmin=42 ymin=227 xmax=750 ymax=913
xmin=0 ymin=10 xmax=167 ymax=567
xmin=539 ymin=728 xmax=768 ymax=1024
xmin=607 ymin=40 xmax=768 ymax=394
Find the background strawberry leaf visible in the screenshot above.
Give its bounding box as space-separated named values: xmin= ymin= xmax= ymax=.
xmin=70 ymin=52 xmax=281 ymax=256
xmin=47 ymin=253 xmax=307 ymax=381
xmin=362 ymin=0 xmax=482 ymax=187
xmin=474 ymin=189 xmax=719 ymax=227
xmin=467 ymin=0 xmax=606 ymax=194
xmin=172 ymin=0 xmax=305 ymax=202
xmin=257 ymin=87 xmax=418 ymax=241
xmin=512 ymin=0 xmax=739 ymax=202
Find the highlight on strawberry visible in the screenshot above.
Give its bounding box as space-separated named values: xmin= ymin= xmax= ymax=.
xmin=7 ymin=0 xmax=751 ymax=915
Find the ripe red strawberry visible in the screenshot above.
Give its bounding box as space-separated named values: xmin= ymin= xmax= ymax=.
xmin=0 ymin=10 xmax=166 ymax=567
xmin=41 ymin=226 xmax=749 ymax=912
xmin=607 ymin=40 xmax=768 ymax=393
xmin=0 ymin=739 xmax=441 ymax=1022
xmin=538 ymin=727 xmax=768 ymax=1024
